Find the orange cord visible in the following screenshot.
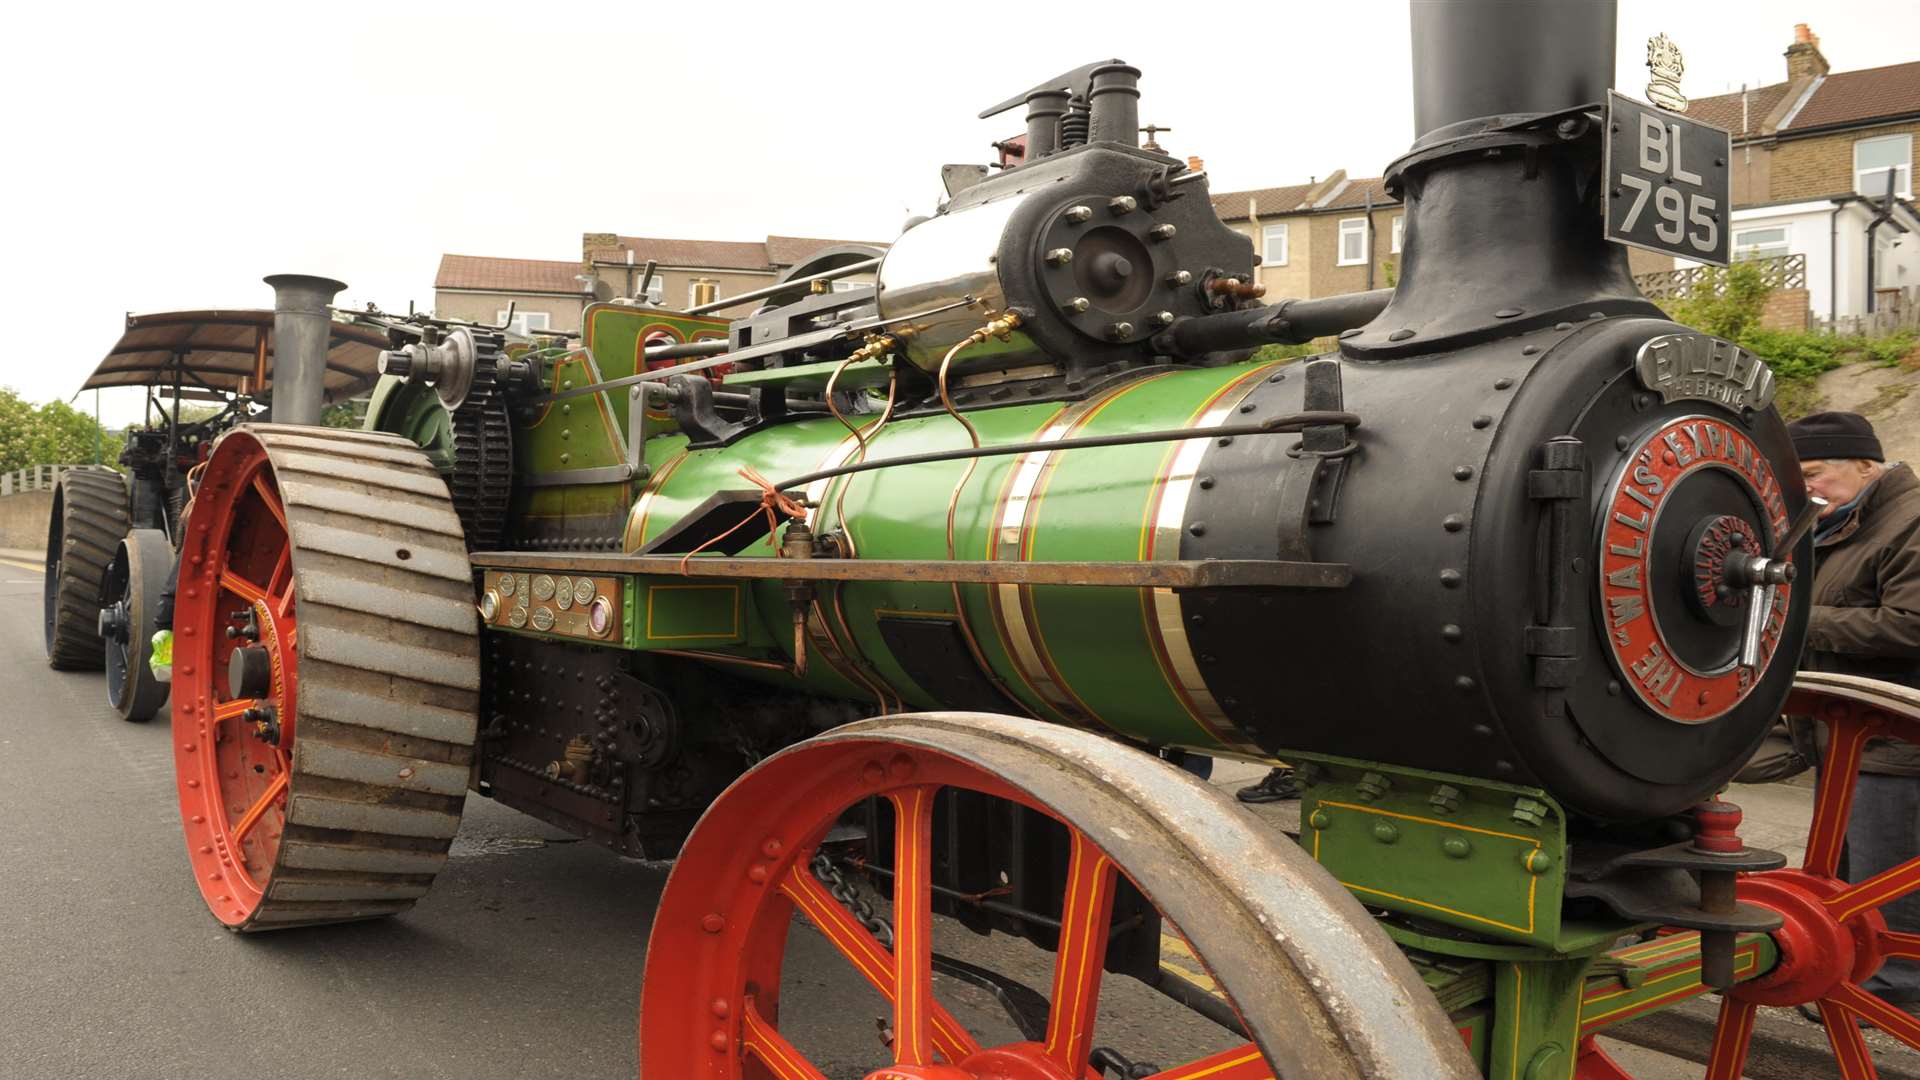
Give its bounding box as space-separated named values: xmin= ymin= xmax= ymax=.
xmin=675 ymin=465 xmax=810 ymax=576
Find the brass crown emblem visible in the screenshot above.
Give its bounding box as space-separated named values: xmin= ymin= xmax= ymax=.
xmin=1646 ymin=33 xmax=1688 ymax=112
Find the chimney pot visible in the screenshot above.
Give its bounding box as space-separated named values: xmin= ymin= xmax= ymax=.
xmin=1786 ymin=24 xmax=1829 ymax=80
xmin=1186 ymin=155 xmax=1205 ymax=173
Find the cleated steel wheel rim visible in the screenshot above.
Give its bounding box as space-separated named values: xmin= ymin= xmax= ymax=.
xmin=172 ymin=424 xmax=480 ymax=931
xmin=641 ymin=713 xmax=1476 ymax=1080
xmin=1695 ymin=673 xmax=1920 ymax=1080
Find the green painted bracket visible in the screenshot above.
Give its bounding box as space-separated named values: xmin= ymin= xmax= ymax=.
xmin=1289 ymin=753 xmax=1569 ymax=950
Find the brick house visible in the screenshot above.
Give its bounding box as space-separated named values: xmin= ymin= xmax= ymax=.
xmin=1665 ymin=26 xmax=1920 ymax=324
xmin=434 ymin=234 xmax=882 ymax=336
xmin=1212 ymin=171 xmax=1668 ymax=301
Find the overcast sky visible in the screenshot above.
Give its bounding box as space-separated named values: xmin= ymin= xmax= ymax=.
xmin=5 ymin=1 xmax=1916 ymax=429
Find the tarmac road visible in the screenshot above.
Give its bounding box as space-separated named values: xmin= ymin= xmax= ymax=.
xmin=0 ymin=548 xmax=1876 ymax=1080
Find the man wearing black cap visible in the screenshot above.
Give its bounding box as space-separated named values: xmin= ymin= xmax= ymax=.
xmin=1791 ymin=410 xmax=1920 ymax=1016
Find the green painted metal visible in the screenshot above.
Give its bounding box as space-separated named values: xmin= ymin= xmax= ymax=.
xmin=1575 ymin=931 xmax=1776 ymax=1036
xmin=626 ymin=359 xmax=1290 ymax=750
xmin=1292 ymin=756 xmax=1569 ymax=949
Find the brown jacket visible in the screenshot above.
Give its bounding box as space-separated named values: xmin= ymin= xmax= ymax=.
xmin=1803 ymin=463 xmax=1920 ymax=775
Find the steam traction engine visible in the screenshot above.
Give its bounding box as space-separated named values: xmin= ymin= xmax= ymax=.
xmin=160 ymin=3 xmax=1920 ymax=1077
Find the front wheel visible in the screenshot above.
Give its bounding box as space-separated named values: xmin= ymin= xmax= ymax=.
xmin=641 ymin=713 xmax=1477 ymax=1079
xmin=102 ymin=528 xmax=172 ymax=722
xmin=43 ymin=467 xmax=130 ymax=670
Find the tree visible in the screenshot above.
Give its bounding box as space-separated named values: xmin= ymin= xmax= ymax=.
xmin=0 ymin=387 xmax=126 ymax=474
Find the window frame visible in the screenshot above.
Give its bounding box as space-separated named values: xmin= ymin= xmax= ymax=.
xmin=1855 ymin=133 xmax=1913 ymax=199
xmin=1261 ymin=223 xmax=1290 ymax=266
xmin=1731 ymin=225 xmax=1790 ymax=262
xmin=1337 ymin=217 xmax=1369 ymax=267
xmin=1390 ymin=214 xmax=1405 ymax=254
xmin=495 ymin=309 xmax=551 ymax=335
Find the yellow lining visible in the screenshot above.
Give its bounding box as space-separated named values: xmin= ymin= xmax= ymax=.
xmin=1311 ymin=800 xmax=1541 ymax=934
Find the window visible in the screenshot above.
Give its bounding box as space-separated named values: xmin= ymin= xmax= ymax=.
xmin=1337 ymin=218 xmax=1368 ymax=266
xmin=1856 ymin=134 xmax=1913 ymax=199
xmin=495 ymin=309 xmax=551 ymax=335
xmin=1732 ymin=226 xmax=1790 ymax=261
xmin=1391 ymin=215 xmax=1405 ymax=254
xmin=687 ymin=281 xmax=723 ymax=307
xmin=1261 ymin=224 xmax=1289 ymax=266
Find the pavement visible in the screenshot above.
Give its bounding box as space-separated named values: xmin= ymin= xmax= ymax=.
xmin=0 ymin=543 xmax=1911 ymax=1078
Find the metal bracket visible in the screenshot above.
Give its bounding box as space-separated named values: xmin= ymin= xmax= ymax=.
xmin=1275 ymin=358 xmax=1352 ymax=560
xmin=1526 ymin=437 xmax=1584 ymax=701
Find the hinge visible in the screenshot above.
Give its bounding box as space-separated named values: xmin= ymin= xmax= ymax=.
xmin=1527 ymin=437 xmax=1585 ymax=698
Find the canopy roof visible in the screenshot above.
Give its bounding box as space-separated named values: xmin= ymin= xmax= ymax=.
xmin=79 ymin=309 xmax=390 ymax=403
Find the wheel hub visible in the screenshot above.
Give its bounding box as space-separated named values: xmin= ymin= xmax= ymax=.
xmin=1734 ymin=870 xmax=1887 ymax=1006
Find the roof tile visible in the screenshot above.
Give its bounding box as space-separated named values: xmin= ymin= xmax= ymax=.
xmin=434 ymin=254 xmax=582 ymax=294
xmin=1789 ymin=60 xmax=1920 ymax=131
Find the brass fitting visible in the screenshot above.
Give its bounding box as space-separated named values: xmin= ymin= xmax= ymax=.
xmin=969 ymin=311 xmax=1023 ymax=345
xmin=844 ymin=333 xmax=898 ymax=365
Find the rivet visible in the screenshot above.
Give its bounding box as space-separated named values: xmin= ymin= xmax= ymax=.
xmin=1555 ymin=321 xmax=1573 ymax=332
xmin=1495 ymin=760 xmax=1516 ymax=773
xmin=1455 ymin=676 xmax=1476 ymax=692
xmin=1453 ymin=465 xmax=1474 ymax=481
xmin=747 ymin=864 xmax=769 ymax=885
xmin=1523 ymin=850 xmax=1553 ymax=875
xmin=1339 ymin=328 xmax=1362 ymax=340
xmin=1494 ymin=307 xmax=1523 ymax=318
xmin=187 ymin=779 xmax=200 ymax=789
xmin=1494 ymin=377 xmax=1515 ymax=390
xmin=1441 ymin=624 xmax=1463 ymax=642
xmin=182 ymin=743 xmax=195 ymax=752
xmin=701 ymin=914 xmax=726 ymax=934
xmin=1268 ymin=372 xmax=1287 ymax=383
xmin=1308 ymin=809 xmax=1333 ymax=830
xmin=1443 ymin=514 xmax=1465 ymax=532
xmin=200 ymin=845 xmax=213 ymax=854
xmin=191 ymin=815 xmax=204 ymax=824
xmin=888 ymin=753 xmax=915 ymax=780
xmin=1197 ymin=476 xmax=1215 ymax=490
xmin=1521 ymin=345 xmax=1540 ymax=356
xmin=1218 ymin=436 xmax=1233 ymax=447
xmin=1615 ymin=435 xmax=1631 ymax=450
xmin=1238 ymin=402 xmax=1256 ymax=414
xmin=1388 ymin=329 xmax=1415 ymax=342
xmin=1373 ymin=821 xmax=1399 ymax=844
xmin=1607 ymin=680 xmax=1622 ymax=696
xmin=1444 ymin=837 xmax=1473 ymax=858
xmin=1472 ymin=415 xmax=1492 ymax=429
xmin=761 ymin=838 xmax=783 ymax=858
xmin=209 ymin=872 xmax=223 ymax=881
xmin=710 ymin=999 xmax=730 ymax=1019
xmin=710 ymin=1032 xmax=729 ymax=1052
xmin=1189 ymin=523 xmax=1207 ymax=537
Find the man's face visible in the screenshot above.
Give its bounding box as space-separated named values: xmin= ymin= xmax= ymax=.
xmin=1801 ymin=458 xmax=1882 ymax=516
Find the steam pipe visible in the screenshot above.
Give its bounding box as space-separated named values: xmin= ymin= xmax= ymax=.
xmin=1088 ymin=63 xmax=1141 ymax=146
xmin=1154 ymin=290 xmax=1393 ymax=356
xmin=264 ymin=274 xmax=347 ymax=425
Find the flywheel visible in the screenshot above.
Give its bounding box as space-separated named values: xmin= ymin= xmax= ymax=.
xmin=640 ymin=713 xmax=1478 ymax=1079
xmin=170 ymin=424 xmax=479 ymax=930
xmin=44 ymin=466 xmax=131 ymax=670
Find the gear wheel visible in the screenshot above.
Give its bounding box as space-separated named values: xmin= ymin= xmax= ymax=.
xmin=447 ymin=333 xmax=513 ymax=551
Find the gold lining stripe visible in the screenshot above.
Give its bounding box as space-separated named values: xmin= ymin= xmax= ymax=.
xmin=802 ymin=431 xmax=893 ymax=703
xmin=988 ymin=378 xmax=1167 ymax=728
xmin=1139 ymin=363 xmax=1280 ymax=754
xmin=1311 ymin=799 xmax=1542 ymax=934
xmin=621 ymin=451 xmax=687 ymax=552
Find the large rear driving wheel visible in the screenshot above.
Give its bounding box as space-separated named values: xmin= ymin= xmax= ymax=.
xmin=641 ymin=713 xmax=1477 ymax=1079
xmin=171 ymin=425 xmax=479 ymax=931
xmin=44 ymin=466 xmax=130 ymax=670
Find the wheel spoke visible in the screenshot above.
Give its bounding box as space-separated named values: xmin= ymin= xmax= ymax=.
xmin=213 ymin=697 xmax=259 ymax=722
xmin=1043 ymin=829 xmax=1120 ymax=1072
xmin=220 ymin=569 xmax=269 ymax=607
xmin=888 ymin=786 xmax=937 ymax=1067
xmin=252 ymin=473 xmax=288 ymax=533
xmin=740 ymin=997 xmax=829 ymax=1080
xmin=1819 ymin=994 xmax=1880 ymax=1080
xmin=267 ymin=546 xmax=292 ymax=605
xmin=1144 ymin=1043 xmax=1272 ymax=1079
xmin=1827 ymin=853 xmax=1920 ymax=923
xmin=1703 ymin=995 xmax=1757 ymax=1080
xmin=231 ymin=771 xmax=288 ymax=843
xmin=778 ymin=862 xmax=980 ymax=1062
xmin=1833 ymin=981 xmax=1920 ymax=1056
xmin=1882 ymin=931 xmax=1920 ymax=961
xmin=1806 ymin=712 xmax=1874 ymax=877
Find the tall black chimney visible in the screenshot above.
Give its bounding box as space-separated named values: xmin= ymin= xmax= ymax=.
xmin=1344 ymin=0 xmax=1660 ymax=359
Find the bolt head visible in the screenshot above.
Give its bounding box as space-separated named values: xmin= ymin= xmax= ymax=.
xmin=1149 ymin=223 xmax=1177 ymax=240
xmin=1108 ymin=195 xmax=1137 ymax=215
xmin=1166 ymin=269 xmax=1194 ymax=286
xmin=1064 ymin=205 xmax=1093 ymax=224
xmin=1105 ymin=321 xmax=1135 ymax=340
xmin=1045 ymin=247 xmax=1075 ymax=266
xmin=1146 ymin=310 xmax=1175 ymax=329
xmin=1062 ymin=296 xmax=1091 ymax=314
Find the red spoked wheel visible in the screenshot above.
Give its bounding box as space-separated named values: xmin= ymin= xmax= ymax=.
xmin=172 ymin=425 xmax=480 ymax=931
xmin=641 ymin=713 xmax=1478 ymax=1080
xmin=1699 ymin=673 xmax=1920 ymax=1079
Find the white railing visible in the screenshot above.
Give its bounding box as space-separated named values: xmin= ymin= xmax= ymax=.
xmin=0 ymin=465 xmax=77 ymax=497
